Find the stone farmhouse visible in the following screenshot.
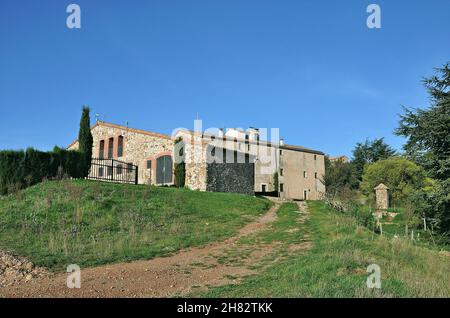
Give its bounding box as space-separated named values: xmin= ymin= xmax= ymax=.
xmin=68 ymin=121 xmax=325 ymax=200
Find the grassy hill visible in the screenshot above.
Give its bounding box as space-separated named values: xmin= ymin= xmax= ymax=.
xmin=198 ymin=201 xmax=450 ymax=297
xmin=0 ymin=180 xmax=271 ymax=270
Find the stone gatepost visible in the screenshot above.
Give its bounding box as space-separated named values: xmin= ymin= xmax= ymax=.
xmin=374 ymin=183 xmax=389 ymax=210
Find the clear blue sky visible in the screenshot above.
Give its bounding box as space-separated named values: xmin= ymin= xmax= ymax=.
xmin=1 ymin=0 xmax=449 ymax=157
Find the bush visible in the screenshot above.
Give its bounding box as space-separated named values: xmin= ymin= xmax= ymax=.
xmin=0 ymin=147 xmax=85 ymax=195
xmin=174 ymin=162 xmax=185 ymax=188
xmin=360 ymin=157 xmax=427 ymax=205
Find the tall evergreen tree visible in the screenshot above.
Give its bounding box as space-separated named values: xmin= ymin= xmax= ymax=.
xmin=396 ymin=63 xmax=450 ymax=237
xmin=78 ymin=106 xmax=93 ymax=177
xmin=396 ymin=63 xmax=450 ymax=181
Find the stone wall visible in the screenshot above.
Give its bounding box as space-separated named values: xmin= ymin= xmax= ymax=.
xmin=206 ymin=163 xmax=255 ymax=195
xmin=375 ymin=184 xmax=389 ymax=210
xmin=68 ymin=122 xmax=173 ymax=185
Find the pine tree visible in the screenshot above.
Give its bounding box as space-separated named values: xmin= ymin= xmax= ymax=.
xmin=78 ymin=106 xmax=93 ymax=177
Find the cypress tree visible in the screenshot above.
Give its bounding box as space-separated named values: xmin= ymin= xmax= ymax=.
xmin=78 ymin=106 xmax=93 ymax=177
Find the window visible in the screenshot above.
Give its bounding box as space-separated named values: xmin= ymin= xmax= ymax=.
xmin=108 ymin=137 xmax=114 ymax=158
xmin=117 ymin=136 xmax=124 ymax=157
xmin=280 ymin=169 xmax=283 ymax=176
xmin=147 ymin=160 xmax=152 ymax=169
xmin=279 ymin=183 xmax=284 ymax=192
xmin=247 ymin=144 xmax=251 ymax=151
xmin=99 ymin=140 xmax=105 ymax=158
xmin=99 ymin=167 xmax=104 ymax=177
xmin=211 ymin=147 xmax=216 ymax=157
xmin=179 ymin=147 xmax=184 ymax=156
xmin=303 ymin=171 xmax=307 ymax=178
xmin=315 ymin=172 xmax=318 ymax=179
xmin=233 ymin=150 xmax=237 ymax=163
xmin=127 ymin=163 xmax=133 ymax=172
xmin=117 ymin=164 xmax=123 ymax=175
xmin=279 ymin=149 xmax=283 ymax=156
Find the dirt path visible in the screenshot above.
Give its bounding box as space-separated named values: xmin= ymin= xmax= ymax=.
xmin=0 ymin=199 xmax=311 ymax=298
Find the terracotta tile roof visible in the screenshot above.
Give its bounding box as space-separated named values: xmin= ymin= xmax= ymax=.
xmin=67 ymin=121 xmax=172 ymax=149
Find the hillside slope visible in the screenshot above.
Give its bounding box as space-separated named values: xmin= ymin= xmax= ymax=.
xmin=199 ymin=201 xmax=450 ymax=297
xmin=0 ymin=180 xmax=271 ymax=271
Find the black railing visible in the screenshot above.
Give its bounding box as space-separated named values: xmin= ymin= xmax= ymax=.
xmin=88 ymin=158 xmax=138 ymax=185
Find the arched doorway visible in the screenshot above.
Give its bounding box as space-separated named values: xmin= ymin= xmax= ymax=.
xmin=156 ymin=155 xmax=173 ymax=185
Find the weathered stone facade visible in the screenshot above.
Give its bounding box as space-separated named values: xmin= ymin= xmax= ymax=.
xmin=174 ymin=129 xmax=326 ymax=200
xmin=68 ymin=121 xmax=326 ymax=199
xmin=68 ymin=121 xmax=173 ymax=185
xmin=374 ymin=183 xmax=389 ymax=210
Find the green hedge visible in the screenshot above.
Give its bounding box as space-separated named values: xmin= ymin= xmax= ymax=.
xmin=174 ymin=162 xmax=186 ymax=188
xmin=0 ymin=147 xmax=85 ymax=195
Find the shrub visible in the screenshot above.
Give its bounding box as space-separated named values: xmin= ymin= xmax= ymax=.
xmin=174 ymin=162 xmax=185 ymax=188
xmin=0 ymin=147 xmax=84 ymax=195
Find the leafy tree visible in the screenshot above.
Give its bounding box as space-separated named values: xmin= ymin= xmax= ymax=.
xmin=351 ymin=138 xmax=396 ymax=183
xmin=360 ymin=157 xmax=427 ymax=205
xmin=323 ymin=156 xmax=357 ymax=196
xmin=78 ymin=106 xmax=93 ymax=178
xmin=395 ymin=63 xmax=450 ymax=237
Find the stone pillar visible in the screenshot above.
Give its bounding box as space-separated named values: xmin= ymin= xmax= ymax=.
xmin=374 ymin=183 xmax=389 ymax=210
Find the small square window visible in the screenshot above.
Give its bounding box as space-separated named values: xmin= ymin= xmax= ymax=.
xmin=279 ymin=149 xmax=283 ymax=155
xmin=280 ymin=169 xmax=283 ymax=176
xmin=315 ymin=172 xmax=318 ymax=179
xmin=303 ymin=171 xmax=307 ymax=178
xmin=279 ymin=183 xmax=284 ymax=192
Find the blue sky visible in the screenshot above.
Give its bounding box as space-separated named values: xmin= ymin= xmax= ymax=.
xmin=0 ymin=0 xmax=449 ymax=157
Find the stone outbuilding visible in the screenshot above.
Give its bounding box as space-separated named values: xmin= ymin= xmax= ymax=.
xmin=374 ymin=183 xmax=389 ymax=210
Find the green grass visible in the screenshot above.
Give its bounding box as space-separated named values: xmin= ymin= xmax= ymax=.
xmin=0 ymin=179 xmax=271 ymax=271
xmin=197 ymin=201 xmax=450 ymax=297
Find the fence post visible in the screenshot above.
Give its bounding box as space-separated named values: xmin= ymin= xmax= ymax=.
xmin=110 ymin=159 xmax=114 ymax=181
xmin=135 ymin=165 xmax=138 ymax=185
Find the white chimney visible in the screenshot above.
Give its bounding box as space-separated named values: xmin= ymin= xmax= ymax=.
xmin=279 ymin=138 xmax=285 ymax=146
